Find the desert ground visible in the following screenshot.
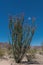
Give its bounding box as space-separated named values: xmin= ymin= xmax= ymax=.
xmin=0 ymin=53 xmax=43 ymax=65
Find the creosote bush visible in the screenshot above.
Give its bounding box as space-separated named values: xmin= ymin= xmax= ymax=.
xmin=41 ymin=42 xmax=43 ymax=51
xmin=39 ymin=42 xmax=43 ymax=55
xmin=26 ymin=48 xmax=36 ymax=61
xmin=0 ymin=48 xmax=5 ymax=58
xmin=9 ymin=14 xmax=36 ymax=63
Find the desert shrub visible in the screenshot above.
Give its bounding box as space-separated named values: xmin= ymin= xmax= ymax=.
xmin=7 ymin=41 xmax=12 ymax=55
xmin=26 ymin=48 xmax=37 ymax=61
xmin=41 ymin=42 xmax=43 ymax=51
xmin=7 ymin=49 xmax=12 ymax=55
xmin=26 ymin=54 xmax=32 ymax=61
xmin=39 ymin=51 xmax=43 ymax=55
xmin=39 ymin=42 xmax=43 ymax=55
xmin=0 ymin=49 xmax=5 ymax=58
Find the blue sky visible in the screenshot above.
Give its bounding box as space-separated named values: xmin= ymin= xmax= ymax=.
xmin=0 ymin=0 xmax=43 ymax=46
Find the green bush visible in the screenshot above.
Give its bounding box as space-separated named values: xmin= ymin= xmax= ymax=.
xmin=0 ymin=49 xmax=5 ymax=58
xmin=7 ymin=49 xmax=12 ymax=55
xmin=26 ymin=49 xmax=37 ymax=61
xmin=39 ymin=51 xmax=43 ymax=55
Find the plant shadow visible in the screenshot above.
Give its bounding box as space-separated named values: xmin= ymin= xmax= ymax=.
xmin=20 ymin=60 xmax=39 ymax=64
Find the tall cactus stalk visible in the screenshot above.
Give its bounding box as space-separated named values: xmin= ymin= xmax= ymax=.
xmin=9 ymin=14 xmax=36 ymax=63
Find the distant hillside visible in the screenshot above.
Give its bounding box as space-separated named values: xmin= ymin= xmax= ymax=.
xmin=0 ymin=42 xmax=42 ymax=50
xmin=31 ymin=46 xmax=42 ymax=50
xmin=0 ymin=42 xmax=11 ymax=49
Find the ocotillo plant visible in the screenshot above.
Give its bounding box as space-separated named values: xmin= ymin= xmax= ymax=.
xmin=9 ymin=14 xmax=36 ymax=63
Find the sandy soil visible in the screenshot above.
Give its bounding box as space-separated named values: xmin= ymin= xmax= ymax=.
xmin=0 ymin=54 xmax=43 ymax=65
xmin=35 ymin=54 xmax=43 ymax=64
xmin=0 ymin=60 xmax=10 ymax=65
